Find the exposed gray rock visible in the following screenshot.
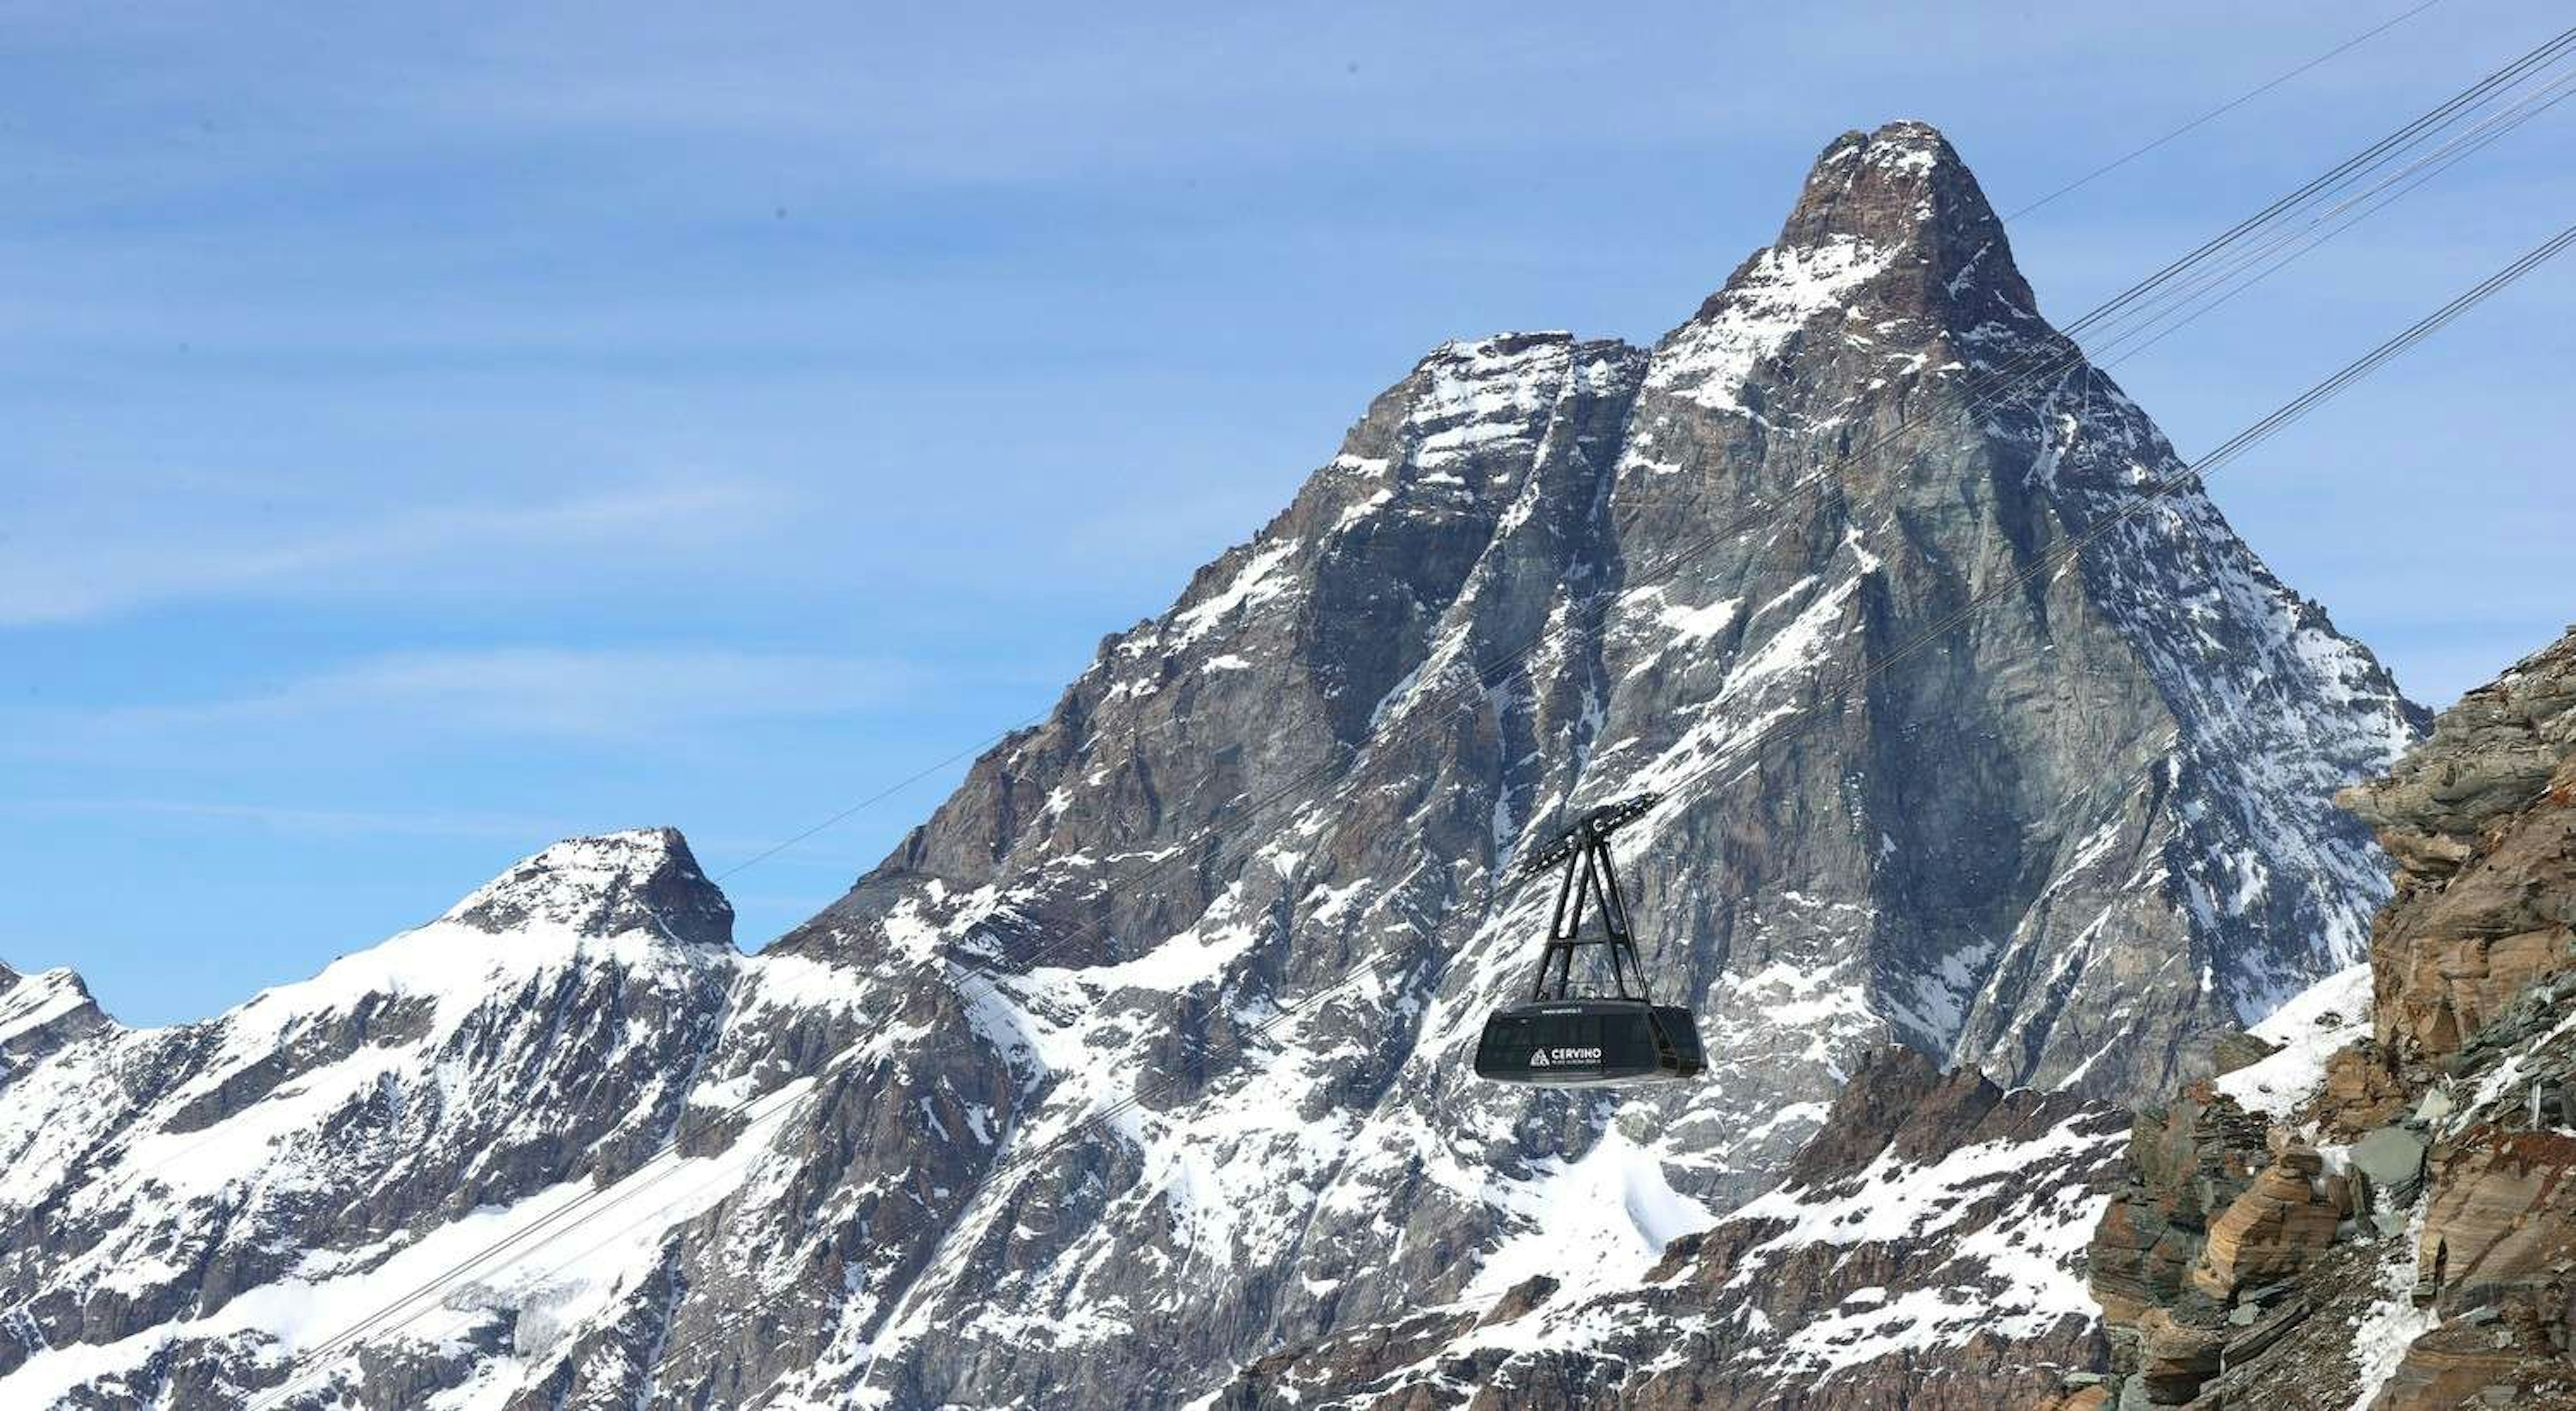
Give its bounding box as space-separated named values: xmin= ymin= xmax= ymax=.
xmin=2353 ymin=1125 xmax=2429 ymax=1202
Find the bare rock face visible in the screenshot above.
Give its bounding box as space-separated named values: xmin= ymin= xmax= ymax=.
xmin=2342 ymin=627 xmax=2576 ymax=1062
xmin=0 ymin=123 xmax=2425 ymax=1410
xmin=2084 ymin=626 xmax=2576 ymax=1409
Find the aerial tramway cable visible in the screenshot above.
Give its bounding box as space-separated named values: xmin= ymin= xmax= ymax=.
xmin=2002 ymin=0 xmax=2442 ymax=221
xmin=240 ymin=36 xmax=2576 ymax=1408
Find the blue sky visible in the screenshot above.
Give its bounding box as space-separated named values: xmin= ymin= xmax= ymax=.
xmin=5 ymin=1 xmax=2572 ymax=1026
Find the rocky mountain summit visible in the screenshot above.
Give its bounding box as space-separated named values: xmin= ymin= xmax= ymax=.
xmin=0 ymin=121 xmax=2426 ymax=1408
xmin=0 ymin=962 xmax=109 ymax=1079
xmin=2083 ymin=624 xmax=2576 ymax=1408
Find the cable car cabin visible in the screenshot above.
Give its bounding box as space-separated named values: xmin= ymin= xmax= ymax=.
xmin=1474 ymin=999 xmax=1705 ymax=1086
xmin=1472 ymin=793 xmax=1707 ymax=1088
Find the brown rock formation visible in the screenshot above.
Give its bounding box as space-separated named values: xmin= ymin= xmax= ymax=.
xmin=2320 ymin=1043 xmax=2413 ymax=1133
xmin=2188 ymin=1147 xmax=2339 ymax=1298
xmin=2416 ymin=1129 xmax=2576 ymax=1313
xmin=2086 ymin=1093 xmax=2270 ymax=1322
xmin=2341 ymin=628 xmax=2576 ymax=1064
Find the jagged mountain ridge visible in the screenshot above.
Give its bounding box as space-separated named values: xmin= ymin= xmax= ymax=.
xmin=0 ymin=121 xmax=2423 ymax=1408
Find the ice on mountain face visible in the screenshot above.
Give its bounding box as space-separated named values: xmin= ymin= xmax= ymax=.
xmin=1644 ymin=235 xmax=1896 ymax=418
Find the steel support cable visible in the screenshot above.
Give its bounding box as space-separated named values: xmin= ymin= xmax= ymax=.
xmin=2003 ymin=0 xmax=2443 ymax=221
xmin=239 ymin=44 xmax=2575 ymax=1408
xmin=2002 ymin=74 xmax=2576 ymax=407
xmin=2039 ymin=24 xmax=2576 ymax=347
xmin=2110 ymin=92 xmax=2576 ymax=378
xmin=1965 ymin=25 xmax=2576 ymax=396
xmin=2039 ymin=68 xmax=2576 ymax=372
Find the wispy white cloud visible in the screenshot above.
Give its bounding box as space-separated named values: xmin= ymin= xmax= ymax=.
xmin=54 ymin=645 xmax=918 ymax=746
xmin=0 ymin=479 xmax=784 ymax=626
xmin=3 ymin=795 xmax=570 ymax=842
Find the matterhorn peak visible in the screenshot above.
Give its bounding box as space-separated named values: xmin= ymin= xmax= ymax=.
xmin=1780 ymin=120 xmax=1990 ymax=243
xmin=441 ymin=826 xmax=735 ymax=948
xmin=1686 ymin=118 xmax=2037 ymax=337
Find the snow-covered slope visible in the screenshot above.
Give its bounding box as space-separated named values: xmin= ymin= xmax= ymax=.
xmin=1 ymin=121 xmax=2425 ymax=1410
xmin=1214 ymin=1050 xmax=2127 ymax=1408
xmin=0 ymin=830 xmax=858 ymax=1406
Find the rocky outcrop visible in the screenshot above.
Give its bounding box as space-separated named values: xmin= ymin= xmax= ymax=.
xmin=2343 ymin=627 xmax=2576 ymax=1068
xmin=2188 ymin=1143 xmax=2341 ymax=1299
xmin=2085 ymin=626 xmax=2576 ymax=1408
xmin=0 ymin=123 xmax=2424 ymax=1410
xmin=2087 ymin=1088 xmax=2271 ymax=1323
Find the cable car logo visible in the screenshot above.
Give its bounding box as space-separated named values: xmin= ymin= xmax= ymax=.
xmin=1530 ymin=1047 xmax=1601 ymax=1067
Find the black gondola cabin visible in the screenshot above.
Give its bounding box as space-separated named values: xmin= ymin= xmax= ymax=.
xmin=1472 ymin=795 xmax=1706 ymax=1086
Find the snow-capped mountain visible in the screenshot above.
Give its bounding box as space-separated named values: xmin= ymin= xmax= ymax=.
xmin=0 ymin=962 xmax=109 ymax=1078
xmin=0 ymin=121 xmax=2424 ymax=1408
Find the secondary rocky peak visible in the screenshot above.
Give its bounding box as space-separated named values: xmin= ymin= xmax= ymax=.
xmin=0 ymin=962 xmax=111 ymax=1074
xmin=441 ymin=826 xmax=735 ymax=948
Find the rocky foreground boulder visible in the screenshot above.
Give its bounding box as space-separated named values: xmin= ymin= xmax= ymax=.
xmin=2086 ymin=624 xmax=2576 ymax=1408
